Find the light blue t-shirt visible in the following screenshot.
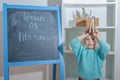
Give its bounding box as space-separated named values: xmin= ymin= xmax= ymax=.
xmin=70 ymin=38 xmax=110 ymax=80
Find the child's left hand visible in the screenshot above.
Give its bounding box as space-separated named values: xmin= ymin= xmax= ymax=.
xmin=93 ymin=29 xmax=101 ymax=40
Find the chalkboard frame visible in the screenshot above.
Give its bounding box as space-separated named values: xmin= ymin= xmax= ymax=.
xmin=3 ymin=3 xmax=62 ymax=66
xmin=3 ymin=3 xmax=64 ymax=80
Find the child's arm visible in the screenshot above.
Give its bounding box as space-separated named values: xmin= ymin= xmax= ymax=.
xmin=77 ymin=27 xmax=89 ymax=40
xmin=94 ymin=30 xmax=110 ymax=60
xmin=70 ymin=33 xmax=88 ymax=57
xmin=98 ymin=40 xmax=110 ymax=60
xmin=77 ymin=33 xmax=89 ymax=41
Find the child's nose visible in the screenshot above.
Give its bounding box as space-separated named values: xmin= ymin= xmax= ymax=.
xmin=89 ymin=39 xmax=94 ymax=43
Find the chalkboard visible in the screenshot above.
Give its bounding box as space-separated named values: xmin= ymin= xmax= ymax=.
xmin=7 ymin=8 xmax=60 ymax=62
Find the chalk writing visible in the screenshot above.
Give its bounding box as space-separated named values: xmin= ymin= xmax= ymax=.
xmin=18 ymin=31 xmax=58 ymax=42
xmin=23 ymin=12 xmax=45 ymax=30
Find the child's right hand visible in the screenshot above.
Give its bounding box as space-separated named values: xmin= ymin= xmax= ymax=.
xmin=84 ymin=27 xmax=89 ymax=34
xmin=78 ymin=29 xmax=89 ymax=41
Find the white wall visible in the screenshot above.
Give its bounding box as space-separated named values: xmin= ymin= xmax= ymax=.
xmin=114 ymin=0 xmax=120 ymax=80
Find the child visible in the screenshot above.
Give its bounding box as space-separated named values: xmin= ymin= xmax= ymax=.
xmin=70 ymin=28 xmax=110 ymax=80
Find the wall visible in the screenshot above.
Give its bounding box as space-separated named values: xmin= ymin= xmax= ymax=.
xmin=0 ymin=0 xmax=60 ymax=80
xmin=48 ymin=0 xmax=62 ymax=6
xmin=114 ymin=0 xmax=120 ymax=80
xmin=0 ymin=10 xmax=3 ymax=77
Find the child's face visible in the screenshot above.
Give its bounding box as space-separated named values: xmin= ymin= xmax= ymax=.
xmin=84 ymin=35 xmax=97 ymax=49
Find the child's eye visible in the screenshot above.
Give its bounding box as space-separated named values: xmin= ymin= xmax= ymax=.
xmin=86 ymin=39 xmax=89 ymax=40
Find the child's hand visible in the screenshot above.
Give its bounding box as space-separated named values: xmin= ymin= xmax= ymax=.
xmin=78 ymin=30 xmax=89 ymax=41
xmin=84 ymin=26 xmax=94 ymax=34
xmin=84 ymin=27 xmax=89 ymax=34
xmin=94 ymin=29 xmax=101 ymax=40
